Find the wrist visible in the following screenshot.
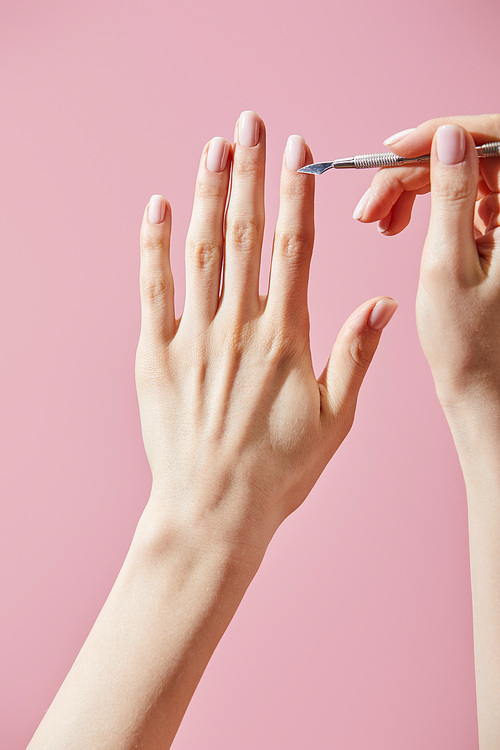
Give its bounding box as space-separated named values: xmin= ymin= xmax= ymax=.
xmin=131 ymin=490 xmax=270 ymax=587
xmin=30 ymin=493 xmax=268 ymax=750
xmin=438 ymin=383 xmax=500 ymax=429
xmin=437 ymin=387 xmax=500 ymax=487
xmin=433 ymin=364 xmax=500 ymax=412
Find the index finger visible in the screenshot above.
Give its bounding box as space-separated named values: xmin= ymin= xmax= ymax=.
xmin=386 ymin=114 xmax=500 ymax=157
xmin=356 ymin=163 xmax=430 ymax=225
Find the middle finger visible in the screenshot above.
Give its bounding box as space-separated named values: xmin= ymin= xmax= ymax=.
xmin=222 ymin=111 xmax=266 ymax=318
xmin=355 ymin=164 xmax=430 ymax=225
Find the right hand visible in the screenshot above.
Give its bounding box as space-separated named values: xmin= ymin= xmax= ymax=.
xmin=355 ymin=114 xmax=500 ymax=408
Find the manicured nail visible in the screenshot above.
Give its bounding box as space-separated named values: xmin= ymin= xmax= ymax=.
xmin=436 ymin=124 xmax=466 ymax=165
xmin=368 ymin=298 xmax=399 ymax=331
xmin=207 ymin=137 xmax=229 ymax=173
xmin=353 ymin=188 xmax=371 ymax=220
xmin=286 ymin=135 xmax=306 ymax=171
xmin=238 ymin=110 xmax=260 ymax=147
xmin=377 ymin=213 xmax=392 ymax=233
xmin=148 ymin=194 xmax=166 ymax=224
xmin=383 ymin=128 xmax=416 ymax=146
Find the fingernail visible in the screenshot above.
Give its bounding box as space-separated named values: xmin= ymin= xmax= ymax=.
xmin=368 ymin=298 xmax=399 ymax=331
xmin=383 ymin=128 xmax=416 ymax=146
xmin=377 ymin=213 xmax=392 ymax=233
xmin=286 ymin=135 xmax=306 ymax=171
xmin=353 ymin=188 xmax=371 ymax=220
xmin=436 ymin=124 xmax=466 ymax=165
xmin=207 ymin=137 xmax=229 ymax=173
xmin=148 ymin=194 xmax=166 ymax=224
xmin=238 ymin=111 xmax=260 ymax=147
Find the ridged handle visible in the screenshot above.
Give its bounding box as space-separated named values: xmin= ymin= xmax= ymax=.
xmin=478 ymin=142 xmax=500 ymax=157
xmin=353 ymin=152 xmax=404 ymax=169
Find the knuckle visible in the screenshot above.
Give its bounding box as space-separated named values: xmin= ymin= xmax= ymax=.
xmin=140 ymin=273 xmax=170 ymax=304
xmin=233 ymin=152 xmax=262 ymax=178
xmin=226 ymin=217 xmax=262 ymax=251
xmin=347 ymin=336 xmax=372 ymax=371
xmin=140 ymin=226 xmax=166 ymax=255
xmin=219 ymin=319 xmax=249 ymax=360
xmin=281 ymin=176 xmax=310 ymax=200
xmin=196 ymin=179 xmax=227 ymax=200
xmin=265 ymin=327 xmax=294 ymax=362
xmin=274 ymin=230 xmax=312 ymax=265
xmin=262 ymin=314 xmax=307 ymax=362
xmin=187 ymin=239 xmax=222 ymax=271
xmin=435 ymin=173 xmax=474 ymax=204
xmin=427 ymin=116 xmax=443 ymax=131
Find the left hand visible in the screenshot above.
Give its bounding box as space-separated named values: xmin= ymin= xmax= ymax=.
xmin=135 ymin=110 xmax=398 ymax=560
xmin=354 ymin=115 xmax=500 ymax=408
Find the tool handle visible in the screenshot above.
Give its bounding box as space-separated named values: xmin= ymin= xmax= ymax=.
xmin=477 ymin=142 xmax=500 ymax=157
xmin=351 ymin=142 xmax=500 ymax=169
xmin=353 ymin=152 xmax=408 ymax=168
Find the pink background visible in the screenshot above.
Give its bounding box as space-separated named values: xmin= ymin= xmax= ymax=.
xmin=1 ymin=1 xmax=498 ymax=747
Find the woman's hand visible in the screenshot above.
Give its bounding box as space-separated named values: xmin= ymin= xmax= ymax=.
xmin=355 ymin=115 xmax=500 ymax=408
xmin=28 ymin=111 xmax=398 ymax=750
xmin=28 ymin=110 xmax=401 ymax=750
xmin=136 ymin=110 xmax=397 ymax=562
xmin=354 ymin=114 xmax=500 ymax=749
xmin=353 ymin=114 xmax=500 ymax=237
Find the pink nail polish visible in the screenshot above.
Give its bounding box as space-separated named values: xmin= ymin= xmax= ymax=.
xmin=207 ymin=137 xmax=229 ymax=173
xmin=148 ymin=194 xmax=166 ymax=224
xmin=368 ymin=298 xmax=399 ymax=331
xmin=285 ymin=135 xmax=306 ymax=171
xmin=238 ymin=111 xmax=260 ymax=147
xmin=353 ymin=188 xmax=371 ymax=220
xmin=436 ymin=124 xmax=466 ymax=165
xmin=383 ymin=128 xmax=416 ymax=146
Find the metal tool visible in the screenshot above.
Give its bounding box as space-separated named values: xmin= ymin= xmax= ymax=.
xmin=297 ymin=142 xmax=500 ymax=174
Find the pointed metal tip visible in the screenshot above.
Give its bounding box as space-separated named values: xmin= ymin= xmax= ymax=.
xmin=297 ymin=162 xmax=334 ymax=175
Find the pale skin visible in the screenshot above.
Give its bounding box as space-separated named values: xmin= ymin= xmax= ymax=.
xmin=355 ymin=113 xmax=500 ymax=750
xmin=28 ymin=111 xmax=397 ymax=749
xmin=27 ymin=111 xmax=500 ymax=749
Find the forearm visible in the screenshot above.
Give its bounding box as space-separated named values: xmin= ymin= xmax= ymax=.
xmin=28 ymin=500 xmax=264 ymax=750
xmin=443 ymin=394 xmax=500 ymax=750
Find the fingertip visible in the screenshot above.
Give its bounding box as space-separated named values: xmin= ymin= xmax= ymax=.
xmin=353 ymin=187 xmax=372 ymax=220
xmin=304 ymin=142 xmax=314 ymax=167
xmin=285 ymin=134 xmax=307 ymax=171
xmin=377 ymin=212 xmax=392 ymax=234
xmin=236 ymin=110 xmax=265 ymax=148
xmin=147 ymin=194 xmax=170 ymax=225
xmin=434 ymin=124 xmax=467 ymax=166
xmin=383 ymin=127 xmax=417 ymax=147
xmin=206 ymin=137 xmax=231 ymax=173
xmin=367 ymin=297 xmax=399 ymax=331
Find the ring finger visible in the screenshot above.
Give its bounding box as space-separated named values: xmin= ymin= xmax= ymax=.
xmin=183 ymin=137 xmax=232 ymax=330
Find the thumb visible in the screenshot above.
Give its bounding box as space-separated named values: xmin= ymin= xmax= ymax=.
xmin=318 ymin=297 xmax=398 ymax=426
xmin=425 ymin=124 xmax=479 ymax=276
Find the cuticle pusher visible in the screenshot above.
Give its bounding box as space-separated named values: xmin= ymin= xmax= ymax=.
xmin=297 ymin=142 xmax=500 ymax=174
